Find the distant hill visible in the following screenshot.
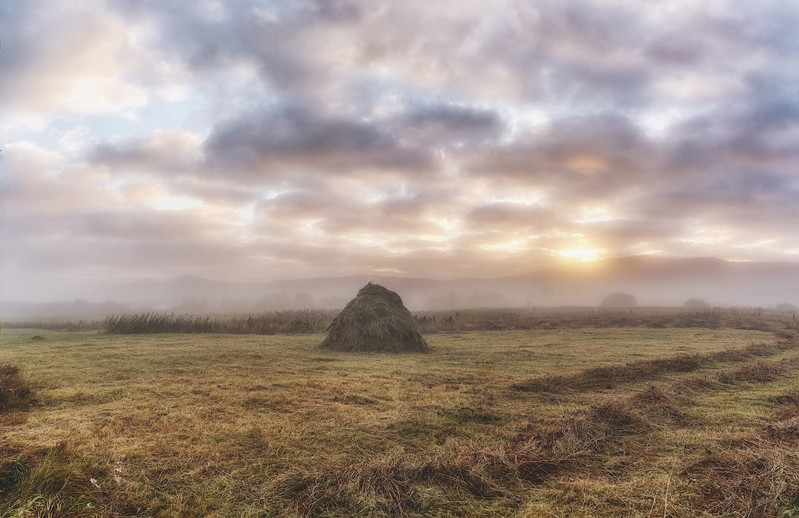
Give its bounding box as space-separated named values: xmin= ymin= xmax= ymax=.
xmin=3 ymin=256 xmax=799 ymax=319
xmin=90 ymin=256 xmax=799 ymax=310
xmin=505 ymin=256 xmax=799 ymax=307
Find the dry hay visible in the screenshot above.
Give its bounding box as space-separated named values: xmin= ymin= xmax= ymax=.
xmin=321 ymin=283 xmax=429 ymax=353
xmin=0 ymin=364 xmax=35 ymax=412
xmin=684 ymin=438 xmax=799 ymax=516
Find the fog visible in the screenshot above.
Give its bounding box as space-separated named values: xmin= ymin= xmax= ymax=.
xmin=3 ymin=257 xmax=797 ymax=321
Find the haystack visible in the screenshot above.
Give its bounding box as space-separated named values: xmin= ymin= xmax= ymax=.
xmin=321 ymin=282 xmax=429 ymax=353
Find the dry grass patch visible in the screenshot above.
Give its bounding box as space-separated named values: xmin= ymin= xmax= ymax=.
xmin=0 ymin=325 xmax=796 ymax=516
xmin=717 ymin=359 xmax=793 ymax=384
xmin=684 ymin=437 xmax=799 ymax=517
xmin=514 ymin=338 xmax=796 ymax=393
xmin=0 ymin=442 xmax=148 ymax=517
xmin=0 ymin=364 xmax=35 ymax=413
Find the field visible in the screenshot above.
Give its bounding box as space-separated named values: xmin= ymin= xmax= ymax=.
xmin=1 ymin=310 xmax=799 ymax=516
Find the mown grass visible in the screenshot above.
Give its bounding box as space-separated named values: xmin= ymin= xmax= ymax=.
xmin=0 ymin=364 xmax=35 ymax=413
xmin=0 ymin=321 xmax=797 ymax=516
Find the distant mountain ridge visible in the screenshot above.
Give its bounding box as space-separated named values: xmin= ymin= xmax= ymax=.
xmin=91 ymin=256 xmax=799 ymax=310
xmin=4 ymin=256 xmax=799 ymax=319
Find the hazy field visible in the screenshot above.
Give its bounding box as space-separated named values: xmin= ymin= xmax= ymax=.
xmin=1 ymin=314 xmax=798 ymax=516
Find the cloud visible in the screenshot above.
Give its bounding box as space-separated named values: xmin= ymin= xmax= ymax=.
xmin=465 ymin=202 xmax=557 ymax=231
xmin=0 ymin=0 xmax=161 ymax=118
xmin=394 ymin=103 xmax=504 ymax=147
xmin=462 ymin=113 xmax=656 ymax=200
xmin=4 ymin=0 xmax=799 ymax=301
xmin=204 ymin=104 xmax=435 ymax=177
xmin=90 ymin=130 xmax=203 ymax=174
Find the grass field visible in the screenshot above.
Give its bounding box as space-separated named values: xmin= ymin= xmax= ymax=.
xmin=1 ymin=314 xmax=798 ymax=516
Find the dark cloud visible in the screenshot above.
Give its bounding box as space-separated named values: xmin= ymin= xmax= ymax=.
xmin=464 ymin=113 xmax=655 ymax=201
xmin=90 ymin=131 xmax=201 ymax=174
xmin=396 ymin=103 xmax=503 ymax=146
xmin=254 ymin=186 xmax=451 ymax=237
xmin=644 ymin=35 xmax=706 ymax=65
xmin=204 ymin=104 xmax=435 ymax=176
xmin=113 ymin=0 xmax=365 ymax=99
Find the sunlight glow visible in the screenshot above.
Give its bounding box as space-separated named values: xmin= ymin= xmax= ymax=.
xmin=557 ymin=247 xmax=606 ymax=262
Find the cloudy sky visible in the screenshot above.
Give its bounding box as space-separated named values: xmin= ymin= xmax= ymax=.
xmin=2 ymin=0 xmax=799 ymax=301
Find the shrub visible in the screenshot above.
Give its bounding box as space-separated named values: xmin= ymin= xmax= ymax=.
xmin=684 ymin=298 xmax=710 ymax=309
xmin=599 ymin=292 xmax=637 ymax=308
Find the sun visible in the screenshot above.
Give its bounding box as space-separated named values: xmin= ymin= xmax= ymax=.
xmin=557 ymin=248 xmax=606 ymax=263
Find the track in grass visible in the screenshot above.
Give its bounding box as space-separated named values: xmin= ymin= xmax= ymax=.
xmin=513 ymin=338 xmax=797 ymax=393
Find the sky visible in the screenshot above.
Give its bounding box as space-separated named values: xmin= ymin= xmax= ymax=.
xmin=2 ymin=0 xmax=799 ymax=302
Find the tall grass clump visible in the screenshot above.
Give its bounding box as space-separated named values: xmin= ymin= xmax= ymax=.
xmin=0 ymin=443 xmax=133 ymax=517
xmin=101 ymin=310 xmax=337 ymax=335
xmin=0 ymin=364 xmax=35 ymax=412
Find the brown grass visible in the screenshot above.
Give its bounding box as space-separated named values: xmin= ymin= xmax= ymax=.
xmin=765 ymin=417 xmax=799 ymax=441
xmin=685 ymin=437 xmax=799 ymax=516
xmin=1 ymin=322 xmax=798 ymax=516
xmin=263 ymin=361 xmax=799 ymax=516
xmin=514 ymin=339 xmax=796 ymax=393
xmin=0 ymin=442 xmax=147 ymax=516
xmin=0 ymin=364 xmax=35 ymax=412
xmin=717 ymin=360 xmax=792 ymax=384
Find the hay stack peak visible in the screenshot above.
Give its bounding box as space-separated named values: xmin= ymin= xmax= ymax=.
xmin=321 ymin=282 xmax=429 ymax=353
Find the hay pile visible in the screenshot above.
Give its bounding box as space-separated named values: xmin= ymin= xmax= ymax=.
xmin=321 ymin=283 xmax=429 ymax=353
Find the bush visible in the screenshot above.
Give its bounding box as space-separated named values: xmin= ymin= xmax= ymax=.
xmin=684 ymin=298 xmax=710 ymax=309
xmin=599 ymin=292 xmax=637 ymax=308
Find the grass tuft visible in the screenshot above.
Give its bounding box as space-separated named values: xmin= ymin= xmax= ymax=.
xmin=101 ymin=310 xmax=337 ymax=335
xmin=685 ymin=438 xmax=799 ymax=516
xmin=0 ymin=364 xmax=36 ymax=412
xmin=0 ymin=442 xmax=142 ymax=517
xmin=717 ymin=360 xmax=790 ymax=384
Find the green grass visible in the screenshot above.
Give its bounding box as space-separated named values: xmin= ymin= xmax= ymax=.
xmin=0 ymin=323 xmax=797 ymax=516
